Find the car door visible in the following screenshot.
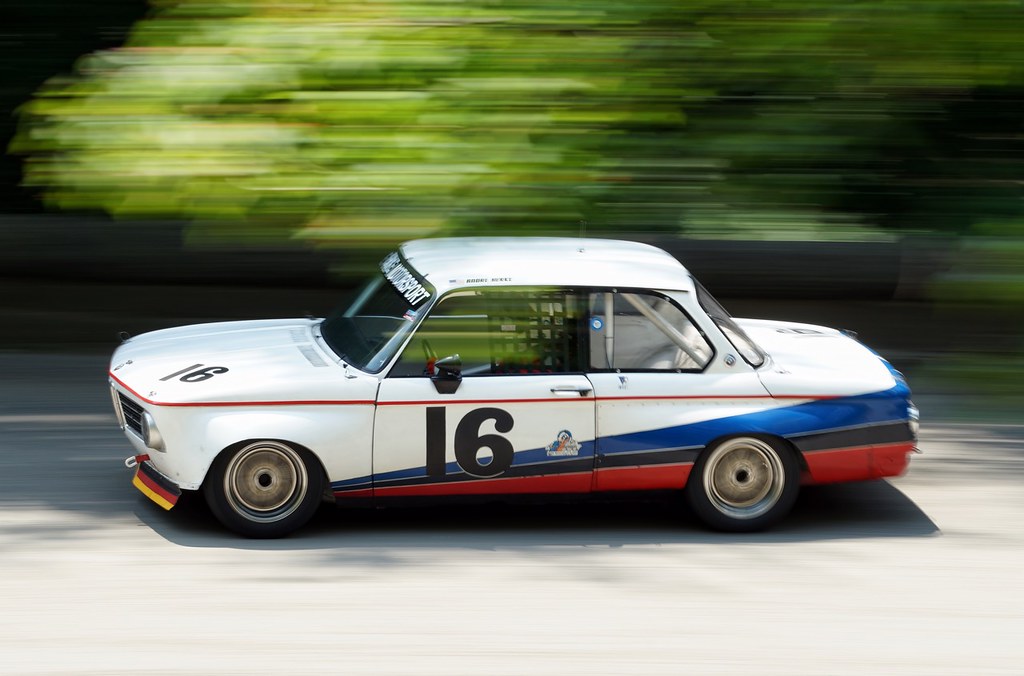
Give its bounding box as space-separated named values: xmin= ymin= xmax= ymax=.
xmin=583 ymin=289 xmax=772 ymax=491
xmin=372 ymin=287 xmax=596 ymax=497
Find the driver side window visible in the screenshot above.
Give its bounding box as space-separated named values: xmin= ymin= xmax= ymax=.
xmin=389 ymin=288 xmax=585 ymax=377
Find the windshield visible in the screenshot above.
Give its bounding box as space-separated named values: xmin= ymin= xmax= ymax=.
xmin=320 ymin=253 xmax=434 ymax=373
xmin=692 ymin=277 xmax=766 ymax=368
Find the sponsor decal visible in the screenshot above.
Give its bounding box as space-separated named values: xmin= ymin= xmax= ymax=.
xmin=381 ymin=253 xmax=431 ymax=306
xmin=590 ymin=317 xmax=604 ymax=331
xmin=465 ymin=277 xmax=512 ymax=284
xmin=403 ymin=308 xmax=419 ymax=322
xmin=546 ymin=429 xmax=580 ymax=457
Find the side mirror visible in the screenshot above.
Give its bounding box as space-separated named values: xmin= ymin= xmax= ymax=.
xmin=431 ymin=354 xmax=462 ymax=394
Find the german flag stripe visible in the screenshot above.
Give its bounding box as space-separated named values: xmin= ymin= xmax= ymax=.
xmin=132 ymin=463 xmax=180 ymax=510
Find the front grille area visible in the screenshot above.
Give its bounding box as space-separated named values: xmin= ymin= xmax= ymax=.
xmin=118 ymin=393 xmax=144 ymax=437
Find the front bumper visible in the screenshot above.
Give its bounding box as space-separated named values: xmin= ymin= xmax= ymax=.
xmin=130 ymin=458 xmax=181 ymax=510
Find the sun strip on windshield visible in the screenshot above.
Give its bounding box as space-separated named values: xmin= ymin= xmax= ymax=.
xmin=380 ymin=252 xmax=432 ymax=306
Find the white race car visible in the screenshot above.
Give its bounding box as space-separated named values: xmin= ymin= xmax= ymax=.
xmin=109 ymin=238 xmax=918 ymax=537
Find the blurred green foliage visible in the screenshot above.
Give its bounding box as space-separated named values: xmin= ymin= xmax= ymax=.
xmin=10 ymin=0 xmax=1024 ymax=244
xmin=0 ymin=0 xmax=143 ymax=213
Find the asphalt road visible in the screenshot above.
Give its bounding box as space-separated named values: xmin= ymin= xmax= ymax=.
xmin=1 ymin=353 xmax=1022 ymax=675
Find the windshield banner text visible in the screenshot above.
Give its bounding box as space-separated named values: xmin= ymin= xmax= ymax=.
xmin=380 ymin=253 xmax=431 ymax=306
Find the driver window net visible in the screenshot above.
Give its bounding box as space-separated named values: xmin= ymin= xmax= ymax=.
xmin=488 ymin=291 xmax=582 ymax=374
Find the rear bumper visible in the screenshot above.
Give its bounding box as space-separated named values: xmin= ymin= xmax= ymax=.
xmin=801 ymin=441 xmax=916 ymax=485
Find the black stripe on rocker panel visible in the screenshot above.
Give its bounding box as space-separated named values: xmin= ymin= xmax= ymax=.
xmin=373 ymin=456 xmax=595 ymax=489
xmin=597 ymin=447 xmax=701 ymax=469
xmin=789 ymin=421 xmax=913 ymax=453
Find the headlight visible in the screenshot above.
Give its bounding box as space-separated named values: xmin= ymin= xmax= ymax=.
xmin=141 ymin=411 xmax=166 ymax=452
xmin=908 ymin=402 xmax=920 ymax=438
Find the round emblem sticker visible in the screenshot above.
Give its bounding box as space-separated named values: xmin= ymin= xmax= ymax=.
xmin=590 ymin=317 xmax=604 ymax=331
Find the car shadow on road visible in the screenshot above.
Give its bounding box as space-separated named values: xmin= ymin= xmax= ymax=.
xmin=138 ymin=478 xmax=939 ymax=552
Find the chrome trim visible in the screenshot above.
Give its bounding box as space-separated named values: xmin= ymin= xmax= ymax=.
xmin=110 ymin=385 xmax=126 ymax=430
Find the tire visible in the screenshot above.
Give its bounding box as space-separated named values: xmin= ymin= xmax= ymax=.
xmin=685 ymin=436 xmax=799 ymax=532
xmin=204 ymin=440 xmax=324 ymax=538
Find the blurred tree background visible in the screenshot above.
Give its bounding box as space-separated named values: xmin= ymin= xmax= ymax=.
xmin=0 ymin=0 xmax=145 ymax=214
xmin=7 ymin=0 xmax=1024 ymax=245
xmin=4 ymin=0 xmax=1024 ymax=403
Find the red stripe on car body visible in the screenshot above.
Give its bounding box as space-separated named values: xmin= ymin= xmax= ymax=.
xmin=376 ymin=397 xmax=594 ymax=407
xmin=593 ymin=463 xmax=694 ymax=491
xmin=112 ymin=372 xmax=839 ymax=408
xmin=109 ymin=373 xmax=375 ymax=408
xmin=377 ymin=394 xmax=835 ymax=406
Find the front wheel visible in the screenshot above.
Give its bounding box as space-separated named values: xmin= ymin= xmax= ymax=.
xmin=204 ymin=440 xmax=324 ymax=538
xmin=685 ymin=436 xmax=799 ymax=532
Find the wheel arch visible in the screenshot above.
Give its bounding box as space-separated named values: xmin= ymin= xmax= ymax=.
xmin=195 ymin=411 xmax=338 ymax=489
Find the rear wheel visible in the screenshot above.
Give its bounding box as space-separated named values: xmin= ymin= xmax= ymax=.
xmin=686 ymin=436 xmax=798 ymax=532
xmin=204 ymin=440 xmax=324 ymax=538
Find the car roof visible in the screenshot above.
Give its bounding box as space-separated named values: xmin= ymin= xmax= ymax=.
xmin=399 ymin=237 xmax=694 ymax=296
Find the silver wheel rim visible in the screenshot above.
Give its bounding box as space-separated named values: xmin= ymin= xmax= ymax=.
xmin=703 ymin=437 xmax=785 ymax=520
xmin=224 ymin=442 xmax=308 ymax=523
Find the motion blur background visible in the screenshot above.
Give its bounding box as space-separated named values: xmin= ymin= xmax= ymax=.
xmin=2 ymin=0 xmax=1023 ymax=413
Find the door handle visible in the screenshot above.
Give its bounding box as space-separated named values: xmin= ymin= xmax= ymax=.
xmin=550 ymin=385 xmax=592 ymax=397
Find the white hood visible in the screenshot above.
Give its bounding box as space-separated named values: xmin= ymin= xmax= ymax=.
xmin=108 ymin=319 xmax=374 ymax=404
xmin=736 ymin=318 xmax=896 ymax=398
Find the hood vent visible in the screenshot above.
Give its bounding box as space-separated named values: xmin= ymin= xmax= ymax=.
xmin=297 ymin=345 xmax=328 ymax=367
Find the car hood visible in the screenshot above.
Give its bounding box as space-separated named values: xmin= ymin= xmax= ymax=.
xmin=108 ymin=319 xmax=376 ymax=405
xmin=736 ymin=318 xmax=897 ymax=398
